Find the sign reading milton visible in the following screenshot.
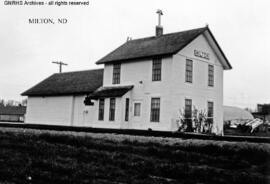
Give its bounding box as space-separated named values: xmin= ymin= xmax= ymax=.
xmin=194 ymin=50 xmax=210 ymax=60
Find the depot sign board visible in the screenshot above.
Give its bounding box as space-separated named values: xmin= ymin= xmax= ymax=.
xmin=194 ymin=50 xmax=210 ymax=60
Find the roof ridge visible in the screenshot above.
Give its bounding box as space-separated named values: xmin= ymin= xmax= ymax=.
xmin=128 ymin=26 xmax=207 ymax=42
xmin=55 ymin=68 xmax=104 ymax=75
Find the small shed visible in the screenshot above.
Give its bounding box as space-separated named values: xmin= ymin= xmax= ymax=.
xmin=223 ymin=106 xmax=254 ymax=121
xmin=0 ymin=106 xmax=27 ymax=122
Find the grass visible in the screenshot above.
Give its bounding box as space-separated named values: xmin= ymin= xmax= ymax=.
xmin=224 ymin=127 xmax=270 ymax=137
xmin=0 ymin=127 xmax=269 ymax=184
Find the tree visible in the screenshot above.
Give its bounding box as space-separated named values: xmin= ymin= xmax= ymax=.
xmin=6 ymin=100 xmax=15 ymax=106
xmin=21 ymin=99 xmax=27 ymax=106
xmin=0 ymin=99 xmax=4 ymax=107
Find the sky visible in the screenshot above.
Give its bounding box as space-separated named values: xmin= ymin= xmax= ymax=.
xmin=0 ymin=0 xmax=269 ymax=109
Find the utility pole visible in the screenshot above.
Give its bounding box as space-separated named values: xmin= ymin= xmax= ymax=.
xmin=52 ymin=61 xmax=68 ymax=73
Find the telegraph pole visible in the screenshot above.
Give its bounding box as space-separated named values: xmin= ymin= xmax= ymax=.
xmin=52 ymin=61 xmax=68 ymax=73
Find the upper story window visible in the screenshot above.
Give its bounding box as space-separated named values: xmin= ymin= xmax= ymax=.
xmin=150 ymin=98 xmax=160 ymax=122
xmin=98 ymin=99 xmax=104 ymax=121
xmin=208 ymin=65 xmax=214 ymax=87
xmin=112 ymin=64 xmax=121 ymax=84
xmin=109 ymin=98 xmax=116 ymax=121
xmin=185 ymin=59 xmax=193 ymax=83
xmin=152 ymin=58 xmax=162 ymax=81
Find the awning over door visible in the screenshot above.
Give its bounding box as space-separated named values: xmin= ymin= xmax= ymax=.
xmin=87 ymin=85 xmax=134 ymax=100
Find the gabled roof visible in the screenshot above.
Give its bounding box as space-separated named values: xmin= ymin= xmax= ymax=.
xmin=96 ymin=26 xmax=232 ymax=70
xmin=0 ymin=106 xmax=26 ymax=115
xmin=89 ymin=85 xmax=134 ymax=99
xmin=21 ymin=69 xmax=103 ymax=96
xmin=96 ymin=27 xmax=206 ymax=64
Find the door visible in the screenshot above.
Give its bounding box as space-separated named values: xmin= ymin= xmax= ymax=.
xmin=121 ymin=98 xmax=130 ymax=129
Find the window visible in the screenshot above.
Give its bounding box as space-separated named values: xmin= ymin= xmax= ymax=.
xmin=208 ymin=65 xmax=214 ymax=87
xmin=109 ymin=98 xmax=115 ymax=121
xmin=185 ymin=99 xmax=192 ymax=131
xmin=98 ymin=99 xmax=105 ymax=120
xmin=112 ymin=64 xmax=121 ymax=84
xmin=125 ymin=98 xmax=129 ymax=121
xmin=150 ymin=98 xmax=160 ymax=122
xmin=152 ymin=58 xmax=162 ymax=81
xmin=207 ymin=101 xmax=214 ymax=124
xmin=184 ymin=99 xmax=192 ymax=119
xmin=185 ymin=59 xmax=193 ymax=83
xmin=134 ymin=103 xmax=141 ymax=116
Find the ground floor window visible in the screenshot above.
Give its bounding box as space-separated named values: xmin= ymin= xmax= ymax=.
xmin=178 ymin=99 xmax=215 ymax=134
xmin=150 ymin=98 xmax=160 ymax=122
xmin=207 ymin=101 xmax=214 ymax=124
xmin=109 ymin=98 xmax=115 ymax=121
xmin=98 ymin=99 xmax=104 ymax=120
xmin=134 ymin=103 xmax=141 ymax=116
xmin=184 ymin=99 xmax=192 ymax=118
xmin=184 ymin=99 xmax=192 ymax=131
xmin=125 ymin=98 xmax=129 ymax=121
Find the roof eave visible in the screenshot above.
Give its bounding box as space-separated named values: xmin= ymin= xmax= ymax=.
xmin=22 ymin=91 xmax=95 ymax=97
xmin=171 ymin=27 xmax=208 ymax=56
xmin=89 ymin=85 xmax=134 ymax=99
xmin=96 ymin=53 xmax=174 ymax=65
xmin=204 ymin=27 xmax=232 ymax=70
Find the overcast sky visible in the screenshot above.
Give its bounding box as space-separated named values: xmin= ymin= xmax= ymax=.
xmin=0 ymin=0 xmax=269 ymax=109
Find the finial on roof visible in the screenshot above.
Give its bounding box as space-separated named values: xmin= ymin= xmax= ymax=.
xmin=156 ymin=9 xmax=163 ymax=26
xmin=205 ymin=23 xmax=209 ymax=28
xmin=126 ymin=36 xmax=132 ymax=42
xmin=156 ymin=9 xmax=164 ymax=37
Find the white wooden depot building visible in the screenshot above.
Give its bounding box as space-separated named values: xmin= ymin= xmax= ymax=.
xmin=22 ymin=23 xmax=232 ymax=135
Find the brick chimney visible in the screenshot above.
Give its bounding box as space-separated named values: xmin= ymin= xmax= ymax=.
xmin=156 ymin=25 xmax=163 ymax=37
xmin=156 ymin=9 xmax=163 ymax=37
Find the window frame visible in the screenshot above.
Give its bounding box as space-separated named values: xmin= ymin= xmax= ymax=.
xmin=184 ymin=99 xmax=192 ymax=120
xmin=207 ymin=101 xmax=214 ymax=124
xmin=98 ymin=99 xmax=105 ymax=121
xmin=208 ymin=64 xmax=214 ymax=87
xmin=150 ymin=98 xmax=160 ymax=122
xmin=184 ymin=98 xmax=193 ymax=131
xmin=112 ymin=63 xmax=121 ymax=84
xmin=152 ymin=58 xmax=162 ymax=81
xmin=109 ymin=98 xmax=116 ymax=121
xmin=185 ymin=59 xmax=193 ymax=83
xmin=134 ymin=102 xmax=141 ymax=117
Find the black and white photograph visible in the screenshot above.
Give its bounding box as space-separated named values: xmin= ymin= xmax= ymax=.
xmin=0 ymin=0 xmax=269 ymax=183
